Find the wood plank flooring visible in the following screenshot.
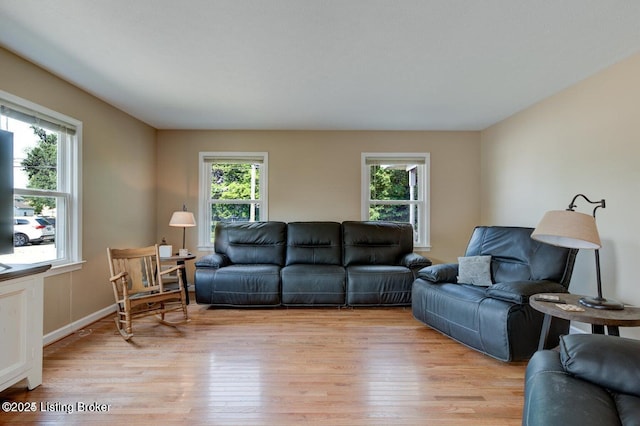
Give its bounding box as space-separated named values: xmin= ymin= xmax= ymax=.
xmin=1 ymin=304 xmax=527 ymax=425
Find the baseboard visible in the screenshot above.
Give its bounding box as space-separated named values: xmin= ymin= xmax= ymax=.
xmin=43 ymin=304 xmax=117 ymax=346
xmin=569 ymin=324 xmax=588 ymax=334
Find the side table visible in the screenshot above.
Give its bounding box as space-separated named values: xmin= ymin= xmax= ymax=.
xmin=530 ymin=293 xmax=640 ymax=350
xmin=160 ymin=253 xmax=196 ymax=305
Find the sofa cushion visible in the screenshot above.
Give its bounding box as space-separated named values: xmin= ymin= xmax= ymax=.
xmin=342 ymin=221 xmax=414 ymax=266
xmin=457 ymin=255 xmax=492 ymax=286
xmin=465 ymin=226 xmax=576 ymax=285
xmin=214 ymin=221 xmax=286 ymax=266
xmin=560 ymin=334 xmax=640 ymax=398
xmin=286 ymin=221 xmax=342 ymax=266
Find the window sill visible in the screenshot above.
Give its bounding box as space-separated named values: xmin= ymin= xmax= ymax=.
xmin=44 ymin=260 xmax=85 ymax=277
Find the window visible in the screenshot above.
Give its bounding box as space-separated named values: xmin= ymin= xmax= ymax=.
xmin=198 ymin=152 xmax=268 ymax=247
xmin=0 ymin=90 xmax=82 ymax=270
xmin=362 ymin=153 xmax=430 ymax=248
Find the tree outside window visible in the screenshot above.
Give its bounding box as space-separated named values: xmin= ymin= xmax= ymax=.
xmin=199 ymin=152 xmax=268 ymax=247
xmin=362 ymin=153 xmax=430 ymax=248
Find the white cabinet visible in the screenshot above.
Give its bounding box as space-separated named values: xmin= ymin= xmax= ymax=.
xmin=0 ymin=264 xmax=50 ymax=392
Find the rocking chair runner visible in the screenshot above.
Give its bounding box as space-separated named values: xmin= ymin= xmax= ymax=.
xmin=107 ymin=244 xmax=190 ymax=340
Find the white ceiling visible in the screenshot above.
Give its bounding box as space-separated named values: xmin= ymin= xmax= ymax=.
xmin=1 ymin=0 xmax=640 ymax=131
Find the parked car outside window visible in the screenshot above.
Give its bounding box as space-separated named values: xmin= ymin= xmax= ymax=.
xmin=14 ymin=216 xmax=55 ymax=246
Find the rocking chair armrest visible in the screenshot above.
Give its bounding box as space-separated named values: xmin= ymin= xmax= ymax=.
xmin=109 ymin=271 xmax=128 ymax=283
xmin=159 ymin=264 xmax=184 ymax=276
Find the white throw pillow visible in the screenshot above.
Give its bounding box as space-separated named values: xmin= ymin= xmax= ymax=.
xmin=457 ymin=255 xmax=493 ymax=286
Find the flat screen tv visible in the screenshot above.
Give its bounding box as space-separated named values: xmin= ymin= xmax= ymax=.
xmin=0 ymin=129 xmax=14 ymax=256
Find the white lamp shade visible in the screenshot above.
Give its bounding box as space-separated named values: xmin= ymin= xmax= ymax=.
xmin=531 ymin=210 xmax=601 ymax=249
xmin=169 ymin=211 xmax=196 ymax=227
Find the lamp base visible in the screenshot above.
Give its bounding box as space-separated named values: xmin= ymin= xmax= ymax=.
xmin=579 ymin=296 xmax=624 ymax=310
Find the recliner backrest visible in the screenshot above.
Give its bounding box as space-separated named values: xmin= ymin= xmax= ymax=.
xmin=465 ymin=226 xmax=576 ymax=286
xmin=214 ymin=221 xmax=287 ymax=266
xmin=342 ymin=221 xmax=414 ymax=266
xmin=286 ymin=222 xmax=342 ymax=266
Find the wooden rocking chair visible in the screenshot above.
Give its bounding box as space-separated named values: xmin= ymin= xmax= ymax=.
xmin=107 ymin=245 xmax=190 ymax=340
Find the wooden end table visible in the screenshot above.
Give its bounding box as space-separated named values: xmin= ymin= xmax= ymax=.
xmin=530 ymin=293 xmax=640 ymax=350
xmin=160 ymin=253 xmax=196 ymax=304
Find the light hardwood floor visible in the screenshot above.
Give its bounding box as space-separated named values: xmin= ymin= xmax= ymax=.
xmin=1 ymin=303 xmax=527 ymax=425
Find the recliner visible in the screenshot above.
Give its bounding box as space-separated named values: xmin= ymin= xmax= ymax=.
xmin=412 ymin=226 xmax=577 ymax=361
xmin=523 ymin=334 xmax=640 ymax=425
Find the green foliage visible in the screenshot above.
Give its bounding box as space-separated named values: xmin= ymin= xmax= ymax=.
xmin=210 ymin=163 xmax=261 ymax=221
xmin=21 ymin=127 xmax=57 ymax=214
xmin=369 ymin=165 xmax=413 ymax=222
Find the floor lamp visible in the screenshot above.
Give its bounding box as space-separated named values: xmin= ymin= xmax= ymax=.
xmin=531 ymin=193 xmax=624 ymax=310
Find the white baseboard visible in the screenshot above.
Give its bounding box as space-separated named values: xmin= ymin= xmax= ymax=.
xmin=43 ymin=304 xmax=116 ymax=346
xmin=569 ymin=324 xmax=588 ymax=334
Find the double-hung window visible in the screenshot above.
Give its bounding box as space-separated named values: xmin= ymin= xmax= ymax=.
xmin=0 ymin=90 xmax=82 ymax=269
xmin=198 ymin=152 xmax=268 ymax=247
xmin=361 ymin=152 xmax=430 ymax=248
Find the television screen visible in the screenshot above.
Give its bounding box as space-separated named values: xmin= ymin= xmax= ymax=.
xmin=0 ymin=129 xmax=14 ymax=256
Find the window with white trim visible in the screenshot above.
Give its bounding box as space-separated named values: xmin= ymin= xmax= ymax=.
xmin=361 ymin=153 xmax=430 ymax=248
xmin=0 ymin=90 xmax=82 ymax=268
xmin=198 ymin=152 xmax=268 ymax=247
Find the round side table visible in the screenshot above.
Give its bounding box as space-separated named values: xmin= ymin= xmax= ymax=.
xmin=530 ymin=293 xmax=640 ymax=350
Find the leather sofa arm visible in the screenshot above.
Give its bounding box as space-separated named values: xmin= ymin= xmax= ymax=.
xmin=194 ymin=253 xmax=230 ymax=269
xmin=560 ymin=334 xmax=640 ymax=398
xmin=400 ymin=253 xmax=432 ymax=270
xmin=416 ymin=263 xmax=458 ymax=283
xmin=486 ymin=280 xmax=567 ymax=304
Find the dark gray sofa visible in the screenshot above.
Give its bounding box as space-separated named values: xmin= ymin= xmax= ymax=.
xmin=194 ymin=220 xmax=431 ymax=307
xmin=523 ymin=334 xmax=640 ymax=426
xmin=412 ymin=226 xmax=577 ymax=361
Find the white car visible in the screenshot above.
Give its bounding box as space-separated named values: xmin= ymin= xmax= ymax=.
xmin=14 ymin=216 xmax=55 ymax=246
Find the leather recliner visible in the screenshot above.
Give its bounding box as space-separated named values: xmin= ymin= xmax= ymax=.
xmin=194 ymin=221 xmax=287 ymax=306
xmin=523 ymin=334 xmax=640 ymax=425
xmin=412 ymin=226 xmax=577 ymax=361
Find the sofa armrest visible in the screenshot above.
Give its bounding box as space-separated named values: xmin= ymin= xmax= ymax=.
xmin=400 ymin=253 xmax=432 ymax=270
xmin=560 ymin=334 xmax=640 ymax=398
xmin=194 ymin=253 xmax=230 ymax=269
xmin=416 ymin=263 xmax=458 ymax=283
xmin=486 ymin=280 xmax=567 ymax=304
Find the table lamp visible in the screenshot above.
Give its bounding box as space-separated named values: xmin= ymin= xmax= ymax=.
xmin=531 ymin=193 xmax=624 ymax=310
xmin=169 ymin=205 xmax=196 ymax=254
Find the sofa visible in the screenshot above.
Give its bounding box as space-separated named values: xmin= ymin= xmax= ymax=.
xmin=412 ymin=226 xmax=577 ymax=361
xmin=523 ymin=334 xmax=640 ymax=426
xmin=194 ymin=220 xmax=432 ymax=307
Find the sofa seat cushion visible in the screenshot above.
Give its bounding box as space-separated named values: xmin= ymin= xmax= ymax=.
xmin=281 ymin=264 xmax=346 ymax=306
xmin=194 ymin=264 xmax=281 ymax=306
xmin=346 ymin=265 xmax=414 ymax=306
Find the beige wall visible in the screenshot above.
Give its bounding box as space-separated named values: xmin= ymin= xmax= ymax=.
xmin=0 ymin=48 xmax=157 ymax=334
xmin=481 ymin=52 xmax=640 ymax=337
xmin=156 ymin=130 xmax=481 ymax=265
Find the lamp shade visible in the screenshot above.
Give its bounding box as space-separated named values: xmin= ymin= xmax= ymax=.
xmin=169 ymin=211 xmax=196 ymax=227
xmin=531 ymin=210 xmax=601 ymax=249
